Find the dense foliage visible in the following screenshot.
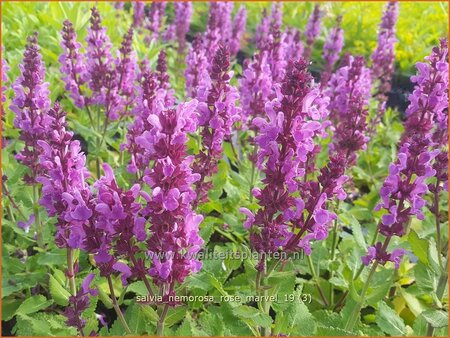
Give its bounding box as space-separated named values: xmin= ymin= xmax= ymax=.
xmin=1 ymin=1 xmax=448 ymax=337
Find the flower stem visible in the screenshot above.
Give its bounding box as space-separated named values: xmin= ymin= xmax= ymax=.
xmin=344 ymin=261 xmax=379 ymax=332
xmin=67 ymin=248 xmax=77 ymax=297
xmin=32 ymin=184 xmax=44 ymax=248
xmin=156 ymin=303 xmax=169 ymax=336
xmin=433 ymin=182 xmax=444 ymax=270
xmin=307 ymin=255 xmax=329 ymax=306
xmin=328 ymin=201 xmax=341 ymax=306
xmin=107 ymin=275 xmax=132 ymax=335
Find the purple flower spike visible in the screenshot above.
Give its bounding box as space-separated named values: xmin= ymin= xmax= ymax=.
xmin=11 ymin=33 xmax=51 ymax=185
xmin=363 ymin=40 xmax=448 ymax=267
xmin=193 ymin=45 xmax=241 ymax=205
xmin=60 ymin=20 xmax=88 ymax=109
xmin=369 ymin=1 xmax=399 ymax=130
xmin=36 ymin=103 xmax=91 ymax=249
xmin=304 ymin=4 xmax=323 ymax=60
xmin=361 ymin=243 xmax=406 ymax=269
xmin=241 ymin=59 xmax=334 ymax=265
xmin=229 ymin=6 xmax=247 ymax=56
xmin=137 ymin=99 xmax=204 ymax=300
xmin=321 ymin=16 xmax=344 ymax=87
xmin=64 ymin=273 xmax=98 ymax=335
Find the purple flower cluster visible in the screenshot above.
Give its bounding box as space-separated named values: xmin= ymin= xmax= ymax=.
xmin=327 ymin=54 xmax=372 ymax=123
xmin=90 ymin=163 xmax=144 ymax=286
xmin=240 ymin=60 xmax=336 ymax=263
xmin=257 ymin=3 xmax=286 ymax=83
xmin=132 ymin=2 xmax=145 ymax=27
xmin=328 ymin=55 xmax=372 ymax=166
xmin=136 ymin=100 xmax=204 ymax=299
xmin=165 ymin=2 xmax=193 ymax=52
xmin=145 ymin=2 xmax=167 ymax=43
xmin=229 ymin=6 xmax=248 ymax=56
xmin=282 ymin=27 xmax=304 ymax=64
xmin=239 ymin=51 xmax=274 ymax=127
xmin=37 ymin=103 xmax=91 ymax=249
xmin=193 ymin=45 xmax=241 ymax=205
xmin=370 ymin=1 xmax=399 ymax=127
xmin=10 ymin=33 xmax=51 ymax=185
xmin=185 ymin=34 xmax=209 ymax=99
xmin=321 ymin=16 xmax=344 ymax=87
xmin=63 ymin=273 xmax=98 ymax=335
xmin=60 ymin=8 xmax=138 ymax=120
xmin=122 ymin=51 xmax=175 ymax=176
xmin=304 ymin=4 xmax=323 ymax=60
xmin=363 ymin=39 xmax=448 ymax=269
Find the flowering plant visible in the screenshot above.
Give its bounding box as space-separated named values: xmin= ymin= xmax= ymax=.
xmin=1 ymin=2 xmax=448 ymax=337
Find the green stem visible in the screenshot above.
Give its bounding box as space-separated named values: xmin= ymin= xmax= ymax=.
xmin=307 ymin=255 xmax=329 ymax=306
xmin=433 ymin=182 xmax=444 ymax=270
xmin=344 ymin=261 xmax=379 ymax=332
xmin=156 ymin=304 xmax=169 ymax=336
xmin=329 ymin=201 xmax=341 ymax=306
xmin=67 ymin=248 xmax=77 ymax=297
xmin=107 ymin=275 xmax=132 ymax=335
xmin=260 ymin=256 xmax=269 ymax=337
xmin=249 ymin=161 xmax=255 ymax=203
xmin=32 ymin=184 xmax=43 ymax=248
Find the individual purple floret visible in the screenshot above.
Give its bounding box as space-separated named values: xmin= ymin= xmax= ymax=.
xmin=64 ymin=273 xmax=98 ymax=335
xmin=363 ymin=40 xmax=448 ymax=269
xmin=193 ymin=45 xmax=241 ymax=206
xmin=10 ymin=33 xmax=51 ymax=185
xmin=320 ymin=16 xmax=344 ymax=87
xmin=369 ymin=1 xmax=399 ymax=130
xmin=304 ymin=4 xmax=323 ymax=61
xmin=241 ymin=59 xmax=335 ymax=266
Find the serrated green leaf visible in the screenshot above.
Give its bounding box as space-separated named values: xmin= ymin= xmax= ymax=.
xmin=15 ymin=295 xmax=53 ymax=316
xmin=376 ymin=301 xmax=406 ymax=336
xmin=421 ymin=309 xmax=448 ymax=328
xmin=49 ymin=274 xmax=70 ymax=306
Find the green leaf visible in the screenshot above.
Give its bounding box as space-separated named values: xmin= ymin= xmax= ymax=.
xmin=274 ymin=290 xmax=316 ymax=336
xmin=49 ymin=274 xmax=70 ymax=306
xmin=125 ymin=302 xmax=147 ymax=335
xmin=375 ymin=301 xmax=407 ymax=336
xmin=165 ymin=306 xmax=187 ymax=327
xmin=421 ymin=309 xmax=448 ymax=328
xmin=15 ymin=295 xmax=53 ymax=316
xmin=408 ymin=230 xmax=429 ymax=265
xmin=233 ymin=305 xmax=272 ymax=328
xmin=139 ymin=304 xmax=159 ymax=325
